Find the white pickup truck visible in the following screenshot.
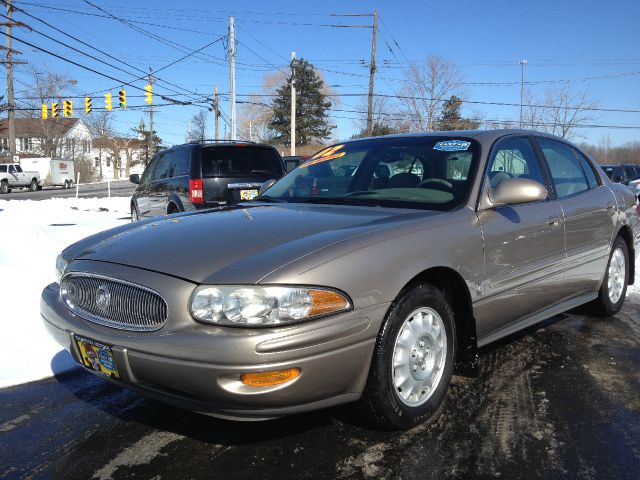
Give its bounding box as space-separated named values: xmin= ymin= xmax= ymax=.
xmin=0 ymin=163 xmax=42 ymax=194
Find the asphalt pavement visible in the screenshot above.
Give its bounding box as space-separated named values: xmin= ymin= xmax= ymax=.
xmin=0 ymin=180 xmax=136 ymax=201
xmin=2 ymin=286 xmax=639 ymax=479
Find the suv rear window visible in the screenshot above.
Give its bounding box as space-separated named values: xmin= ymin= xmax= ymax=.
xmin=200 ymin=146 xmax=283 ymax=178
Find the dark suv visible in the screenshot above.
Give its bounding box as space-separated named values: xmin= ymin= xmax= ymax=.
xmin=130 ymin=141 xmax=285 ymax=219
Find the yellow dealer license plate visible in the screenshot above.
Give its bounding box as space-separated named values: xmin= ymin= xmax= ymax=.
xmin=75 ymin=336 xmax=120 ymax=379
xmin=240 ymin=189 xmax=258 ymax=200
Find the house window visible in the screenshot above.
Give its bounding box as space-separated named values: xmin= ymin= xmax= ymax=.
xmin=94 ymin=157 xmax=99 ymax=167
xmin=19 ymin=137 xmax=33 ymax=151
xmin=106 ymin=157 xmax=111 ymax=167
xmin=0 ymin=138 xmax=7 ymax=151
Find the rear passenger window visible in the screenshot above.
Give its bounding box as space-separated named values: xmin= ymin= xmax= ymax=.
xmin=172 ymin=148 xmax=190 ymax=177
xmin=537 ymin=138 xmax=588 ymax=198
xmin=573 ymin=150 xmax=598 ymax=189
xmin=487 ymin=137 xmax=546 ymax=189
xmin=154 ymin=152 xmax=174 ymax=180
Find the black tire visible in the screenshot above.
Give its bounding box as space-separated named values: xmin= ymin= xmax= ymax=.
xmin=36 ymin=184 xmax=43 ymax=191
xmin=584 ymin=236 xmax=629 ymax=317
xmin=64 ymin=180 xmax=70 ymax=189
xmin=28 ymin=179 xmax=38 ymax=192
xmin=359 ymin=283 xmax=456 ymax=430
xmin=0 ymin=180 xmax=8 ymax=194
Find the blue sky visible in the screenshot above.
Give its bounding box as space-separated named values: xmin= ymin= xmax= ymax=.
xmin=4 ymin=0 xmax=640 ymax=147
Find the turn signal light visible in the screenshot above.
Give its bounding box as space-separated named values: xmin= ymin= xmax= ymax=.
xmin=240 ymin=368 xmax=300 ymax=387
xmin=308 ymin=290 xmax=350 ymax=318
xmin=189 ymin=179 xmax=204 ymax=204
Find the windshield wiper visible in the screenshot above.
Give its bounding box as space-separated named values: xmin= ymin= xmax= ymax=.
xmin=295 ymin=197 xmax=380 ymax=206
xmin=254 ymin=195 xmax=284 ymax=203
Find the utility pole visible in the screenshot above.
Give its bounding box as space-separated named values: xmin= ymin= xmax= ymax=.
xmin=366 ymin=10 xmax=378 ymax=136
xmin=214 ymin=86 xmax=219 ymax=143
xmin=290 ymin=51 xmax=296 ymax=156
xmin=147 ymin=67 xmax=155 ymax=165
xmin=2 ymin=0 xmax=27 ymax=160
xmin=519 ymin=59 xmax=528 ymax=128
xmin=229 ymin=16 xmax=236 ymax=140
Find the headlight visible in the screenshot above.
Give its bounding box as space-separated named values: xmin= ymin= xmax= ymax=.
xmin=190 ymin=286 xmax=351 ymax=326
xmin=55 ymin=254 xmax=68 ymax=284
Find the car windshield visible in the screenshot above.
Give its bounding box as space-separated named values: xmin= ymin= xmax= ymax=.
xmin=262 ymin=136 xmax=480 ymax=211
xmin=200 ymin=146 xmax=283 ymax=178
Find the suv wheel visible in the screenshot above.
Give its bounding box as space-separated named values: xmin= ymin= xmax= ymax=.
xmin=29 ymin=179 xmax=38 ymax=192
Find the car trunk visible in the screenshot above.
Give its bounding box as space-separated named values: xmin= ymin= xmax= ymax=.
xmin=199 ymin=145 xmax=285 ymax=204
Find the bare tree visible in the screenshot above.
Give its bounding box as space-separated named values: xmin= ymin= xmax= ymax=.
xmin=399 ymin=55 xmax=464 ymax=132
xmin=17 ymin=67 xmax=77 ymax=157
xmin=186 ymin=110 xmax=208 ymax=143
xmin=521 ymin=83 xmax=599 ymax=140
xmin=86 ymin=111 xmax=114 ymax=180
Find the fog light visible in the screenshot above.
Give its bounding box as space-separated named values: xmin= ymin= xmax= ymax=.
xmin=240 ymin=368 xmax=300 ymax=387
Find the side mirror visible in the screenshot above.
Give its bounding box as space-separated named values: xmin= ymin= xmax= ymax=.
xmin=129 ymin=174 xmax=140 ymax=184
xmin=259 ymin=179 xmax=277 ymax=195
xmin=486 ymin=177 xmax=548 ymax=208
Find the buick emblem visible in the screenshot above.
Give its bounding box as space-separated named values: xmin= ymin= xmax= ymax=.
xmin=96 ymin=285 xmax=111 ymax=311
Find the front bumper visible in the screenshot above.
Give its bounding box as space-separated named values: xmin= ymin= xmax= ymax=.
xmin=41 ymin=274 xmax=388 ymax=420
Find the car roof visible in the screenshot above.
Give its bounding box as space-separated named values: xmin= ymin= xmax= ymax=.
xmin=344 ymin=129 xmax=576 ymax=149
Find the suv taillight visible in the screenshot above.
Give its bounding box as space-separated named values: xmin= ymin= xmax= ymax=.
xmin=190 ymin=179 xmax=204 ymax=204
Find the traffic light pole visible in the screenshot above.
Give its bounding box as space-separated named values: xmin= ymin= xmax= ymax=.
xmin=214 ymin=86 xmax=219 ymax=143
xmin=147 ymin=67 xmax=154 ymax=165
xmin=2 ymin=0 xmax=27 ymax=160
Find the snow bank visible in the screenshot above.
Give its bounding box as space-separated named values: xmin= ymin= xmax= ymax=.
xmin=0 ymin=197 xmax=130 ymax=388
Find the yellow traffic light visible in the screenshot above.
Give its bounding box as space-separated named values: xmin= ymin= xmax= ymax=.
xmin=144 ymin=84 xmax=153 ymax=104
xmin=41 ymin=104 xmax=48 ymax=120
xmin=63 ymin=99 xmax=73 ymax=117
xmin=51 ymin=102 xmax=59 ymax=118
xmin=105 ymin=93 xmax=112 ymax=111
xmin=85 ymin=96 xmax=92 ymax=114
xmin=118 ymin=89 xmax=126 ymax=109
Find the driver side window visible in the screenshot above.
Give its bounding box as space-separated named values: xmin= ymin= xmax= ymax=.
xmin=488 ymin=137 xmax=546 ymax=188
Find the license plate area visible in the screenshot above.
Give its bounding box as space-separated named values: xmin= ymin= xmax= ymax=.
xmin=75 ymin=335 xmax=120 ymax=379
xmin=240 ymin=189 xmax=258 ymax=200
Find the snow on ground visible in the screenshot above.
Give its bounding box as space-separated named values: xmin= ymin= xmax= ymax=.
xmin=0 ymin=197 xmax=130 ymax=388
xmin=0 ymin=197 xmax=638 ymax=389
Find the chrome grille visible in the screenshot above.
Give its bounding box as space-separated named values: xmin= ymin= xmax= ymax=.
xmin=61 ymin=273 xmax=167 ymax=331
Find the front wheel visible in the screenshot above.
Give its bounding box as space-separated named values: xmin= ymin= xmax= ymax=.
xmin=359 ymin=283 xmax=456 ymax=430
xmin=585 ymin=236 xmax=629 ymax=316
xmin=0 ymin=180 xmax=8 ymax=194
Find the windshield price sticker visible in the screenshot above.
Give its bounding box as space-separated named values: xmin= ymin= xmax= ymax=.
xmin=302 ymin=145 xmax=346 ymax=168
xmin=434 ymin=140 xmax=471 ymax=151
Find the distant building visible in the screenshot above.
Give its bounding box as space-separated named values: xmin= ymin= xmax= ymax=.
xmin=0 ymin=117 xmax=147 ymax=180
xmin=0 ymin=117 xmax=92 ymax=160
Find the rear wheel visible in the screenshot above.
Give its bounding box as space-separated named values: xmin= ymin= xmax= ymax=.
xmin=359 ymin=283 xmax=456 ymax=430
xmin=585 ymin=236 xmax=629 ymax=316
xmin=29 ymin=179 xmax=38 ymax=192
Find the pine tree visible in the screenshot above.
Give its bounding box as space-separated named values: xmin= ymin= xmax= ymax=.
xmin=438 ymin=96 xmax=480 ymax=131
xmin=268 ymin=58 xmax=333 ymax=146
xmin=132 ymin=118 xmax=163 ymax=165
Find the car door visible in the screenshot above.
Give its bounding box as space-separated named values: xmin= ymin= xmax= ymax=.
xmin=535 ymin=138 xmax=616 ymax=293
xmin=149 ymin=150 xmax=173 ymax=217
xmin=134 ymin=156 xmax=159 ymax=218
xmin=475 ymin=136 xmax=567 ymax=341
xmin=8 ymin=165 xmax=23 ymax=185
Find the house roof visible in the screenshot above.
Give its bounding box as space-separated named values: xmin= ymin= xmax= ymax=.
xmin=92 ymin=136 xmax=146 ymax=149
xmin=0 ymin=117 xmax=81 ymax=137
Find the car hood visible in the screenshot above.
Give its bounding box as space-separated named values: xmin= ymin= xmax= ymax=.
xmin=64 ymin=203 xmax=440 ymax=284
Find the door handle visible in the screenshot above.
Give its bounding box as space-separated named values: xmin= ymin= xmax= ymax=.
xmin=547 ymin=215 xmax=561 ymax=226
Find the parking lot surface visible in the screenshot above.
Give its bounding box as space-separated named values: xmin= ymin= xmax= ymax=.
xmin=1 ymin=287 xmax=639 ymax=479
